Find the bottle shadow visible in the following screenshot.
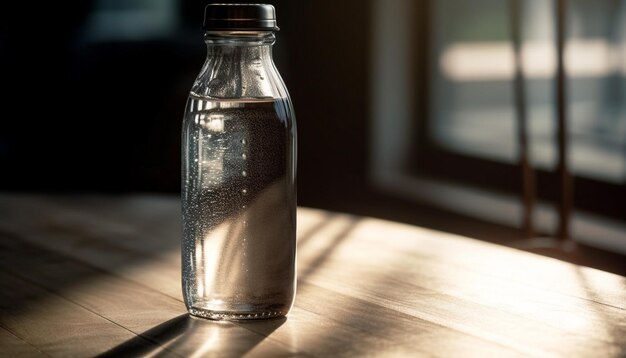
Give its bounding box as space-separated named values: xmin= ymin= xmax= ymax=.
xmin=98 ymin=314 xmax=286 ymax=357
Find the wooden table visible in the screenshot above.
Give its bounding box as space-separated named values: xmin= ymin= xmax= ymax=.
xmin=0 ymin=194 xmax=624 ymax=357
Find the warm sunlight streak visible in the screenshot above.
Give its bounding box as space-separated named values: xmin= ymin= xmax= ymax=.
xmin=296 ymin=209 xmax=329 ymax=240
xmin=2 ymin=197 xmax=624 ymax=357
xmin=441 ymin=39 xmax=623 ymax=81
xmin=294 ymin=213 xmax=626 ymax=356
xmin=297 ymin=213 xmax=359 ymax=280
xmin=188 ymin=321 xmax=222 ymax=358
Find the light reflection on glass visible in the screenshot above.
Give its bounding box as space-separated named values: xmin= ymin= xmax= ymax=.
xmin=197 ymin=222 xmax=230 ymax=299
xmin=203 ymin=114 xmax=225 ymax=132
xmin=197 ymin=114 xmax=226 ymax=189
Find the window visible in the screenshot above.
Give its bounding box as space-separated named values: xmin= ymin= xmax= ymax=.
xmin=371 ymin=0 xmax=626 ymax=252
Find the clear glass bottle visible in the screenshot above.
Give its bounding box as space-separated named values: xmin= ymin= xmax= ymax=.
xmin=181 ymin=4 xmax=296 ymax=320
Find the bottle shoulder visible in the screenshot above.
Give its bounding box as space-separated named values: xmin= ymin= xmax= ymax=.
xmin=191 ymin=48 xmax=289 ymax=100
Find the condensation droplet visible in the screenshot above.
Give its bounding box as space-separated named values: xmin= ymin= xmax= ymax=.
xmin=242 ymin=170 xmax=247 ymax=177
xmin=242 ymin=189 xmax=247 ymax=195
xmin=241 ymin=139 xmax=247 ymax=145
xmin=242 ymin=153 xmax=247 ymax=160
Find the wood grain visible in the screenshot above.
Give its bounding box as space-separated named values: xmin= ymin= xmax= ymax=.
xmin=0 ymin=327 xmax=47 ymax=357
xmin=0 ymin=270 xmax=154 ymax=357
xmin=0 ymin=225 xmax=296 ymax=357
xmin=0 ymin=194 xmax=624 ymax=357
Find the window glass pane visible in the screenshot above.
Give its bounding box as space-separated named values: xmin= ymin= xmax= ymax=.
xmin=567 ymin=0 xmax=626 ymax=183
xmin=431 ymin=0 xmax=517 ymax=163
xmin=430 ymin=0 xmax=626 ymax=183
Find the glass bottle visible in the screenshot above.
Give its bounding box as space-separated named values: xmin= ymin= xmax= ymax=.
xmin=181 ymin=4 xmax=296 ymax=320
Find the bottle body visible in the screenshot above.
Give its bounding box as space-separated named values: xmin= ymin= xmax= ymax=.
xmin=181 ymin=32 xmax=296 ymax=320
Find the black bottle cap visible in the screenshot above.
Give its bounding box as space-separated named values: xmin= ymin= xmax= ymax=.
xmin=203 ymin=4 xmax=279 ymax=31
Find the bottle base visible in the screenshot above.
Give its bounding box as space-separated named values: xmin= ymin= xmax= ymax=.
xmin=188 ymin=306 xmax=287 ymax=321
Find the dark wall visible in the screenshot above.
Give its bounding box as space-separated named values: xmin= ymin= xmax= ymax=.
xmin=277 ymin=1 xmax=371 ymax=205
xmin=1 ymin=1 xmax=371 ymax=207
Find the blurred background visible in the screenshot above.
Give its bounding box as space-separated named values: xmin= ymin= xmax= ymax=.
xmin=2 ymin=0 xmax=625 ymax=274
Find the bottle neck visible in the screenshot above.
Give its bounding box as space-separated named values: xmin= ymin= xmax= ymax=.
xmin=204 ymin=31 xmax=275 ymax=47
xmin=192 ymin=31 xmax=282 ymax=99
xmin=204 ymin=31 xmax=275 ymax=65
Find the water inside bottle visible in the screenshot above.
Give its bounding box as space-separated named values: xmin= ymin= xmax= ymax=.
xmin=181 ymin=95 xmax=296 ymax=319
